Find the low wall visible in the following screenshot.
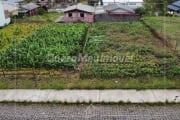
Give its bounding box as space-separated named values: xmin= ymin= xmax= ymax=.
xmin=95 ymin=14 xmax=140 ymax=22
xmin=0 ymin=90 xmax=179 ymax=103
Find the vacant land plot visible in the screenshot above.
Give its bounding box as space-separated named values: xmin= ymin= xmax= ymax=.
xmin=82 ymin=21 xmax=179 ymax=78
xmin=0 ymin=19 xmax=179 ymax=89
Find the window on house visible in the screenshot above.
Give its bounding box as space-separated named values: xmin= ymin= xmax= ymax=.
xmin=80 ymin=13 xmax=84 ymax=18
xmin=68 ymin=13 xmax=72 ymax=17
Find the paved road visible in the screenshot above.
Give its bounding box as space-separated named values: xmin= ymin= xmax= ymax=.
xmin=0 ymin=103 xmax=180 ymax=120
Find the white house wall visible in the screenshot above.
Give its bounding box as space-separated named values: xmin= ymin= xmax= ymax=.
xmin=0 ymin=1 xmax=6 ymax=27
xmin=0 ymin=1 xmax=10 ymax=27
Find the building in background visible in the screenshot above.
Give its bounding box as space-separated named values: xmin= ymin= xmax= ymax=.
xmin=19 ymin=2 xmax=39 ymax=16
xmin=98 ymin=0 xmax=143 ymax=9
xmin=168 ymin=0 xmax=180 ymax=14
xmin=3 ymin=3 xmax=18 ymax=16
xmin=61 ymin=3 xmax=139 ymax=23
xmin=95 ymin=3 xmax=139 ymax=22
xmin=63 ymin=4 xmax=95 ymax=23
xmin=0 ymin=1 xmax=11 ymax=27
xmin=104 ymin=3 xmax=135 ymax=14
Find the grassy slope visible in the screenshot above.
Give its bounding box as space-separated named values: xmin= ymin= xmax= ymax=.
xmin=143 ymin=16 xmax=180 ymax=51
xmin=0 ymin=77 xmax=179 ymax=89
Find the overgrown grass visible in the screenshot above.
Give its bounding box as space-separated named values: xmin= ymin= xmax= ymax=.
xmin=83 ymin=21 xmax=179 ymax=78
xmin=143 ymin=16 xmax=180 ymax=51
xmin=0 ymin=77 xmax=179 ymax=89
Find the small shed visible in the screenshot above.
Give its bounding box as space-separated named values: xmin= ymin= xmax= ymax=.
xmin=63 ymin=4 xmax=95 ymax=23
xmin=22 ymin=3 xmax=39 ymax=16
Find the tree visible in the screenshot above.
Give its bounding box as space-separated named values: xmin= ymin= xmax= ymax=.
xmin=143 ymin=0 xmax=174 ymax=15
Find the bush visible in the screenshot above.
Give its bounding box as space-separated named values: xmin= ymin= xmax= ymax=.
xmin=135 ymin=7 xmax=146 ymax=16
xmin=167 ymin=66 xmax=180 ymax=77
xmin=38 ymin=7 xmax=47 ymax=15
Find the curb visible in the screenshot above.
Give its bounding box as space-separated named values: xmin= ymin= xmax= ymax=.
xmin=0 ymin=89 xmax=179 ymax=103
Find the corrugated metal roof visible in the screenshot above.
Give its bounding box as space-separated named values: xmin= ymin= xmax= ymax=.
xmin=18 ymin=7 xmax=28 ymax=13
xmin=104 ymin=4 xmax=135 ymax=13
xmin=172 ymin=0 xmax=180 ymax=7
xmin=3 ymin=4 xmax=18 ymax=12
xmin=95 ymin=6 xmax=106 ymax=14
xmin=22 ymin=3 xmax=39 ymax=10
xmin=168 ymin=5 xmax=180 ymax=11
xmin=63 ymin=4 xmax=95 ymax=13
xmin=6 ymin=0 xmax=24 ymax=3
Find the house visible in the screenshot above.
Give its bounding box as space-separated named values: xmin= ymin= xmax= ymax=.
xmin=95 ymin=4 xmax=140 ymax=22
xmin=99 ymin=0 xmax=143 ymax=9
xmin=63 ymin=4 xmax=95 ymax=23
xmin=168 ymin=0 xmax=180 ymax=14
xmin=0 ymin=1 xmax=11 ymax=27
xmin=5 ymin=0 xmax=24 ymax=3
xmin=21 ymin=2 xmax=39 ymax=16
xmin=3 ymin=3 xmax=18 ymax=16
xmin=4 ymin=0 xmax=24 ymax=7
xmin=61 ymin=3 xmax=139 ymax=23
xmin=104 ymin=3 xmax=135 ymax=15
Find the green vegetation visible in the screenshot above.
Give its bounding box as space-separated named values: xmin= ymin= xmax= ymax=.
xmin=0 ymin=77 xmax=179 ymax=89
xmin=143 ymin=0 xmax=176 ymax=15
xmin=82 ymin=21 xmax=180 ymax=78
xmin=0 ymin=23 xmax=42 ymax=51
xmin=143 ymin=16 xmax=180 ymax=51
xmin=0 ymin=17 xmax=179 ymax=89
xmin=0 ymin=23 xmax=88 ymax=69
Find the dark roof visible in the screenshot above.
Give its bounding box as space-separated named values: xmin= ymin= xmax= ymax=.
xmin=104 ymin=4 xmax=135 ymax=13
xmin=168 ymin=5 xmax=180 ymax=11
xmin=18 ymin=7 xmax=28 ymax=13
xmin=22 ymin=3 xmax=39 ymax=10
xmin=63 ymin=4 xmax=95 ymax=13
xmin=172 ymin=0 xmax=180 ymax=7
xmin=168 ymin=0 xmax=180 ymax=11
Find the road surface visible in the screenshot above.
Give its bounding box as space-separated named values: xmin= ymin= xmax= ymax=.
xmin=0 ymin=103 xmax=179 ymax=120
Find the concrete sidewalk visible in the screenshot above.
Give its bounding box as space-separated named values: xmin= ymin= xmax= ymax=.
xmin=0 ymin=89 xmax=179 ymax=103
